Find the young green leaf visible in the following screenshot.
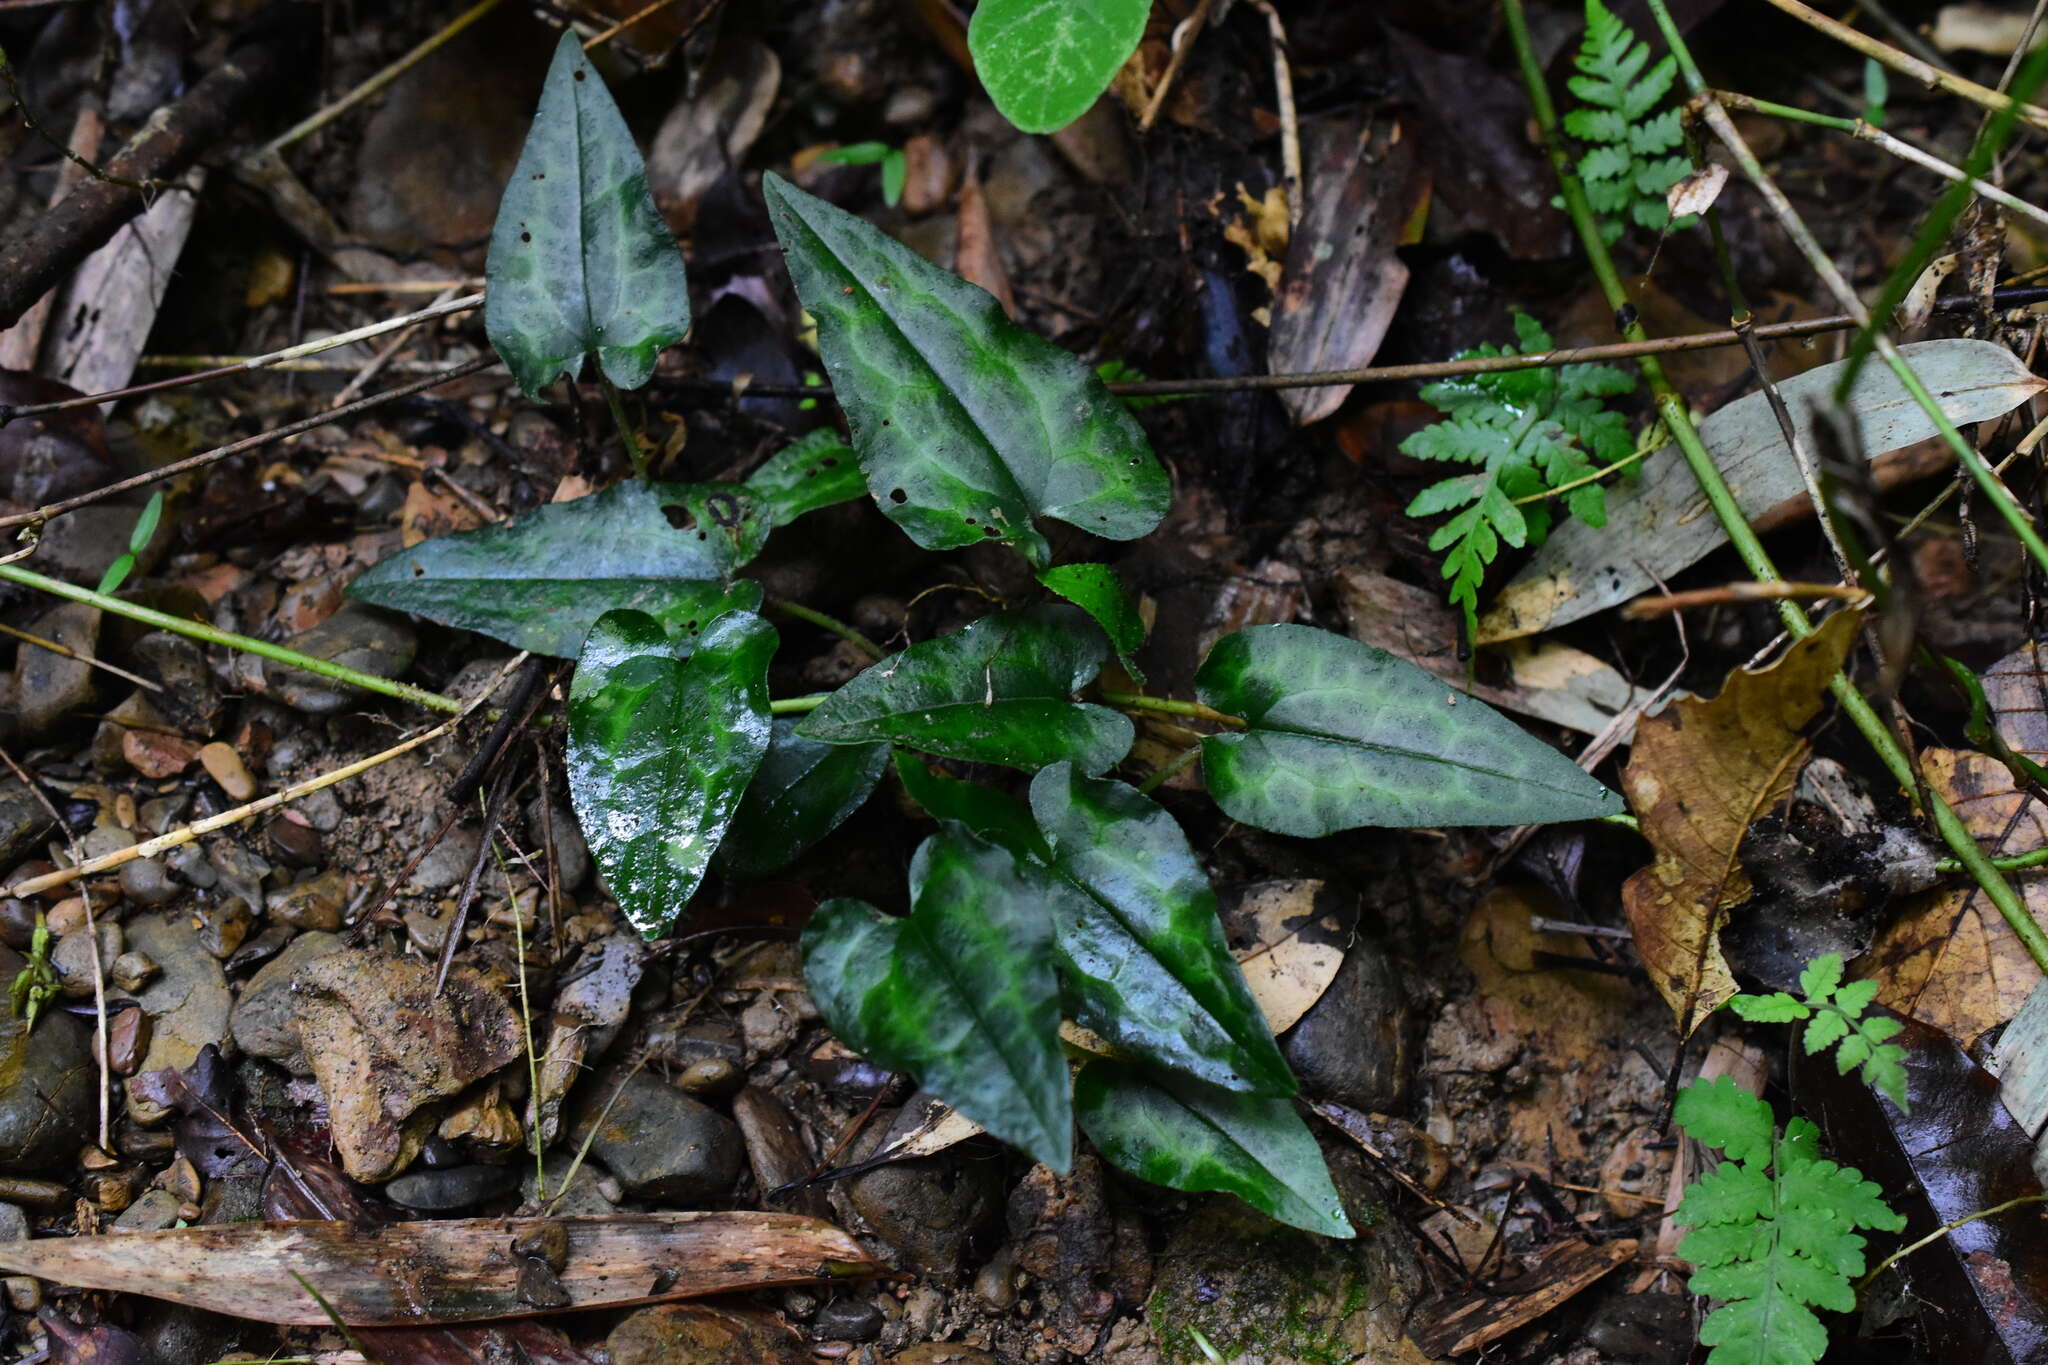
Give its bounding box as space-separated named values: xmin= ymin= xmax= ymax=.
xmin=1194 ymin=624 xmax=1623 ymax=835
xmin=802 ymin=828 xmax=1071 ymax=1170
xmin=95 ymin=492 xmax=165 ymax=596
xmin=742 ymin=429 xmax=867 ymax=526
xmin=349 ymin=482 xmax=765 ymax=658
xmin=1032 ymin=764 xmax=1292 ymax=1094
xmin=1401 ymin=313 xmax=1634 ymax=637
xmin=968 ymin=0 xmax=1151 ymax=135
xmin=485 ymin=33 xmax=690 ymax=396
xmin=799 ymin=606 xmax=1133 ymax=774
xmin=1727 ymin=953 xmax=1909 ymax=1110
xmin=1074 ymin=1058 xmax=1352 ymax=1238
xmin=1674 ymin=1080 xmax=1905 ymax=1365
xmin=567 ymin=609 xmax=776 ymax=936
xmin=1561 ymin=0 xmax=1690 ymax=241
xmin=1038 ymin=562 xmax=1146 ymax=680
xmin=717 ymin=721 xmax=888 ymax=878
xmin=762 ymin=173 xmax=1167 ymax=567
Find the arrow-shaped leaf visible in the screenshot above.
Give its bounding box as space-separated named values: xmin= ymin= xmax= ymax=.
xmin=1195 ymin=624 xmax=1622 ymax=836
xmin=486 ymin=33 xmax=691 ymax=395
xmin=1075 ymin=1058 xmax=1353 ymax=1238
xmin=568 ymin=609 xmax=775 ymax=936
xmin=968 ymin=0 xmax=1151 ymax=135
xmin=1031 ymin=764 xmax=1293 ymax=1094
xmin=763 ymin=174 xmax=1167 ymax=566
xmin=802 ymin=828 xmax=1071 ymax=1170
xmin=799 ymin=605 xmax=1132 ymax=773
xmin=350 ymin=482 xmax=765 ymax=658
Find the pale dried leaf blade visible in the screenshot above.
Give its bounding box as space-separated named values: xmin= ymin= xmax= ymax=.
xmin=1622 ymin=610 xmax=1862 ymax=1033
xmin=0 ymin=1213 xmax=879 ymax=1326
xmin=1665 ymin=163 xmax=1728 ymax=221
xmin=1480 ymin=340 xmax=2045 ymax=642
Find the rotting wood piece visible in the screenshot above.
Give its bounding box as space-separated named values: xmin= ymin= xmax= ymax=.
xmin=0 ymin=1212 xmax=880 ymax=1326
xmin=0 ymin=14 xmax=309 ymax=332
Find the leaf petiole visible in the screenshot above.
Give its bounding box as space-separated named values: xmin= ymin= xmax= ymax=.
xmin=1097 ymin=691 xmax=1245 ymax=728
xmin=600 ymin=375 xmax=650 ymax=481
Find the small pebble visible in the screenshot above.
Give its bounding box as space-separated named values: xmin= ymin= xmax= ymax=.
xmin=511 ymin=1220 xmax=569 ymax=1272
xmin=814 ymin=1297 xmax=885 ymax=1342
xmin=383 ymin=1164 xmax=520 ymax=1211
xmin=104 ymin=1003 xmax=150 ymax=1075
xmin=45 ymin=899 xmax=88 ymax=937
xmin=109 ymin=951 xmax=157 ymax=992
xmin=4 ymin=1276 xmax=38 ymax=1311
xmin=164 ymin=844 xmax=216 ymax=888
xmin=265 ymin=817 xmax=322 ymax=868
xmin=676 ymin=1057 xmax=741 ymax=1097
xmin=0 ymin=899 xmax=36 ymax=950
xmin=517 ymin=1256 xmax=572 ymax=1309
xmin=117 ymin=857 xmax=179 ymax=906
xmin=198 ymin=742 xmax=257 ymax=801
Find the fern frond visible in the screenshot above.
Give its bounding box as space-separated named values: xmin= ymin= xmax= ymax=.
xmin=1726 ymin=953 xmax=1910 ymax=1111
xmin=1399 ymin=313 xmax=1635 ymax=636
xmin=1562 ymin=0 xmax=1694 ymax=242
xmin=1674 ymin=1083 xmax=1905 ymax=1365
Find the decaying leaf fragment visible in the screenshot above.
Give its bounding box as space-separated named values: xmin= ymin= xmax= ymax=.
xmin=1621 ymin=610 xmax=1862 ymax=1035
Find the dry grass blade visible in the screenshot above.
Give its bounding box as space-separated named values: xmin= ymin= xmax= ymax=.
xmin=0 ymin=1213 xmax=880 ymax=1325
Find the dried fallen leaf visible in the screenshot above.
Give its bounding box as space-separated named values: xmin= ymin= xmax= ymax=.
xmin=1621 ymin=610 xmax=1861 ymax=1035
xmin=1223 ymin=879 xmax=1350 ymax=1036
xmin=0 ymin=1213 xmax=878 ymax=1326
xmin=1665 ymin=162 xmax=1728 ymax=220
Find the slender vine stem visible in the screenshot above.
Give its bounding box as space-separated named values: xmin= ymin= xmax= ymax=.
xmin=600 ymin=375 xmax=650 ymax=481
xmin=768 ymin=598 xmax=883 ymax=661
xmin=1097 ymin=691 xmax=1245 ymax=727
xmin=1757 ymin=0 xmax=2048 ymax=132
xmin=1502 ymin=0 xmax=2048 ymax=975
xmin=1856 ymin=1193 xmax=2048 ymax=1291
xmin=769 ymin=694 xmax=829 ymax=716
xmin=0 ymin=564 xmax=464 ymax=714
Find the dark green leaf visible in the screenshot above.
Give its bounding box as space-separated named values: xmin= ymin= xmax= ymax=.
xmin=802 ymin=828 xmax=1071 ymax=1169
xmin=349 ymin=482 xmax=764 ymax=658
xmin=718 ymin=721 xmax=889 ymax=878
xmin=1031 ymin=764 xmax=1291 ymax=1094
xmin=762 ymin=173 xmax=1167 ymax=567
xmin=567 ymin=609 xmax=776 ymax=936
xmin=1195 ymin=624 xmax=1622 ymax=835
xmin=1038 ymin=562 xmax=1145 ymax=680
xmin=743 ymin=429 xmax=867 ymax=527
xmin=967 ymin=0 xmax=1151 ymax=135
xmin=1074 ymin=1059 xmax=1352 ymax=1238
xmin=485 ymin=33 xmax=690 ymax=396
xmin=893 ymin=751 xmax=1047 ymax=860
xmin=799 ymin=605 xmax=1132 ymax=773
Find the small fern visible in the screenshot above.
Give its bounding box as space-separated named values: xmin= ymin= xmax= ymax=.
xmin=1674 ymin=1076 xmax=1905 ymax=1365
xmin=1727 ymin=953 xmax=1909 ymax=1111
xmin=1400 ymin=312 xmax=1634 ymax=636
xmin=1562 ymin=0 xmax=1691 ymax=242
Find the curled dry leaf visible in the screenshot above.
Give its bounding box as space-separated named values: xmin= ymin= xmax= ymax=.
xmin=1664 ymin=162 xmax=1728 ymax=221
xmin=1621 ymin=609 xmax=1862 ymax=1036
xmin=0 ymin=1213 xmax=877 ymax=1326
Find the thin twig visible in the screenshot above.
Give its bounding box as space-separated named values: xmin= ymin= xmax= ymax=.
xmin=1858 ymin=1193 xmax=2048 ymax=1290
xmin=332 ymin=284 xmax=463 ymax=408
xmin=1246 ymin=1 xmax=1301 ymax=231
xmin=0 ymin=621 xmax=161 ymax=693
xmin=1758 ymin=0 xmax=2048 ymax=133
xmin=261 ymin=0 xmax=508 ymax=155
xmin=1139 ymin=0 xmax=1213 ymax=133
xmin=580 ymin=0 xmax=689 ymax=50
xmin=1621 ymin=581 xmax=1868 ymax=616
xmin=0 ymin=46 xmax=173 ymax=194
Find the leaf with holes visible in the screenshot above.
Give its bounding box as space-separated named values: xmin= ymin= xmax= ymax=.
xmin=968 ymin=0 xmax=1151 ymax=134
xmin=743 ymin=429 xmax=868 ymax=527
xmin=799 ymin=606 xmax=1132 ymax=773
xmin=1195 ymin=624 xmax=1622 ymax=836
xmin=485 ymin=34 xmax=690 ymax=395
xmin=1075 ymin=1058 xmax=1352 ymax=1237
xmin=802 ymin=828 xmax=1071 ymax=1169
xmin=1032 ymin=763 xmax=1292 ymax=1094
xmin=763 ymin=174 xmax=1167 ymax=567
xmin=717 ymin=721 xmax=889 ymax=879
xmin=350 ymin=482 xmax=764 ymax=658
xmin=567 ymin=609 xmax=775 ymax=936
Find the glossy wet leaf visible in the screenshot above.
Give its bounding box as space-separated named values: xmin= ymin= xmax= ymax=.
xmin=893 ymin=751 xmax=1047 ymax=859
xmin=762 ymin=174 xmax=1167 ymax=567
xmin=486 ymin=33 xmax=690 ymax=395
xmin=1195 ymin=624 xmax=1622 ymax=836
xmin=802 ymin=828 xmax=1071 ymax=1169
xmin=1032 ymin=764 xmax=1292 ymax=1093
xmin=968 ymin=0 xmax=1151 ymax=134
xmin=743 ymin=429 xmax=867 ymax=527
xmin=350 ymin=482 xmax=764 ymax=658
xmin=567 ymin=609 xmax=775 ymax=936
xmin=718 ymin=721 xmax=888 ymax=878
xmin=1074 ymin=1058 xmax=1352 ymax=1238
xmin=1038 ymin=562 xmax=1145 ymax=680
xmin=799 ymin=606 xmax=1132 ymax=773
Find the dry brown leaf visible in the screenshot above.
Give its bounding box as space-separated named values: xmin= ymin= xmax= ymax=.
xmin=400 ymin=480 xmax=484 ymax=549
xmin=1621 ymin=609 xmax=1862 ymax=1035
xmin=1225 ymin=879 xmax=1349 ymax=1036
xmin=1865 ymin=749 xmax=2048 ymax=1047
xmin=1220 ymin=183 xmax=1289 ymax=295
xmin=0 ymin=1212 xmax=878 ymax=1326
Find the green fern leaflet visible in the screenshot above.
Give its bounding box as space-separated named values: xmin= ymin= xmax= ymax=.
xmin=1400 ymin=312 xmax=1634 ymax=636
xmin=1728 ymin=953 xmax=1909 ymax=1111
xmin=1563 ymin=0 xmax=1692 ymax=241
xmin=1675 ymin=1076 xmax=1905 ymax=1365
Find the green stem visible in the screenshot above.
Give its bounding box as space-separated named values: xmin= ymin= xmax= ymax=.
xmin=1601 ymin=811 xmax=1642 ymax=832
xmin=1856 ymin=1192 xmax=2048 ymax=1291
xmin=600 ymin=375 xmax=649 ymax=481
xmin=0 ymin=563 xmax=463 ymax=714
xmin=1506 ymin=0 xmax=2048 ymax=975
xmin=1939 ymin=845 xmax=2048 ymax=875
xmin=768 ymin=598 xmax=883 ymax=661
xmin=769 ymin=694 xmax=829 ymax=716
xmin=1138 ymin=744 xmax=1202 ymax=795
xmin=1097 ymin=691 xmax=1246 ymax=727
